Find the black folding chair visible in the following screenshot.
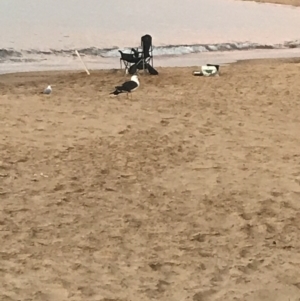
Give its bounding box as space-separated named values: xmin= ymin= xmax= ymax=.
xmin=129 ymin=34 xmax=158 ymax=75
xmin=119 ymin=34 xmax=158 ymax=75
xmin=118 ymin=49 xmax=140 ymax=74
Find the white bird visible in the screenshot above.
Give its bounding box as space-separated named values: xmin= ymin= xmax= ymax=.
xmin=110 ymin=75 xmax=139 ymax=99
xmin=42 ymin=85 xmax=52 ymax=95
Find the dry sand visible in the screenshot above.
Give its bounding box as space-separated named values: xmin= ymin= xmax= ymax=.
xmin=241 ymin=0 xmax=300 ymax=6
xmin=1 ymin=59 xmax=300 ymax=301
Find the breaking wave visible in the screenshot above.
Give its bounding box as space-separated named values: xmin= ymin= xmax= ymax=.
xmin=1 ymin=40 xmax=300 ymax=63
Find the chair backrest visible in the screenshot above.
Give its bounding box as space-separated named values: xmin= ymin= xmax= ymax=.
xmin=141 ymin=34 xmax=152 ymax=58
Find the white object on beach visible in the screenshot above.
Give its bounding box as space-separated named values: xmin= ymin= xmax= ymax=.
xmin=75 ymin=50 xmax=90 ymax=75
xmin=201 ymin=65 xmax=219 ymax=76
xmin=193 ymin=65 xmax=219 ymax=77
xmin=43 ymin=85 xmax=52 ymax=94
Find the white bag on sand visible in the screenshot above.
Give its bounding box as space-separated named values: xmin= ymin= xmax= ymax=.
xmin=193 ymin=65 xmax=219 ymax=77
xmin=201 ymin=65 xmax=218 ymax=76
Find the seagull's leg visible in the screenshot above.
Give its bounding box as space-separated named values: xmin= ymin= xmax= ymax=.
xmin=127 ymin=92 xmax=129 ymax=99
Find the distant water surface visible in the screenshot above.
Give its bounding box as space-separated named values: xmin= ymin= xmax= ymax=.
xmin=1 ymin=0 xmax=300 ymax=50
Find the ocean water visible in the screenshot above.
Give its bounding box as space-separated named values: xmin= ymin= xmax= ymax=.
xmin=1 ymin=0 xmax=300 ymax=73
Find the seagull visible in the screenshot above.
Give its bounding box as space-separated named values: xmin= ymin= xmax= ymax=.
xmin=110 ymin=75 xmax=139 ymax=99
xmin=42 ymin=85 xmax=52 ymax=95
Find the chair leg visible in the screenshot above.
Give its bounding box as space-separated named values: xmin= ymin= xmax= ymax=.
xmin=120 ymin=59 xmax=130 ymax=75
xmin=123 ymin=62 xmax=128 ymax=75
xmin=121 ymin=59 xmax=128 ymax=75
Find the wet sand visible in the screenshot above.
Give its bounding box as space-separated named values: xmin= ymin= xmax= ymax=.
xmin=1 ymin=58 xmax=300 ymax=301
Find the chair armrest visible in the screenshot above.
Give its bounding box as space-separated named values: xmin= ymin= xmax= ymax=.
xmin=131 ymin=48 xmax=144 ymax=58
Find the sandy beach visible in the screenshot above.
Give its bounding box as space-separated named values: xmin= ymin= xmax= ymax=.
xmin=241 ymin=0 xmax=300 ymax=6
xmin=1 ymin=58 xmax=300 ymax=301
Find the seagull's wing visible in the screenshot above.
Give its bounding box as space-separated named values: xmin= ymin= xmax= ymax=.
xmin=120 ymin=80 xmax=138 ymax=92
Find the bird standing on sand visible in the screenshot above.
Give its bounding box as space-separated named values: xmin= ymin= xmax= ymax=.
xmin=110 ymin=75 xmax=139 ymax=99
xmin=42 ymin=85 xmax=52 ymax=95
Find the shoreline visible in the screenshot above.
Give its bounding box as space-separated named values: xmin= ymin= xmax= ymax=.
xmin=1 ymin=56 xmax=299 ymax=83
xmin=1 ymin=48 xmax=300 ymax=76
xmin=2 ymin=57 xmax=299 ymax=84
